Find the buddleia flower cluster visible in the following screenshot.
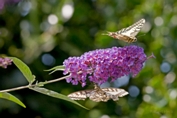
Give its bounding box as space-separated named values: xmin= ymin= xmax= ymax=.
xmin=0 ymin=57 xmax=12 ymax=68
xmin=63 ymin=45 xmax=152 ymax=87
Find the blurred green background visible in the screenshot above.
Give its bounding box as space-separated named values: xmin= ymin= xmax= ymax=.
xmin=0 ymin=0 xmax=177 ymax=118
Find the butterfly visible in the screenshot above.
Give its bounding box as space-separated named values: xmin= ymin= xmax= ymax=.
xmin=67 ymin=84 xmax=128 ymax=102
xmin=102 ymin=19 xmax=145 ymax=43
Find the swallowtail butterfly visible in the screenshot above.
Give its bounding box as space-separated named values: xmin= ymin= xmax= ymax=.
xmin=67 ymin=84 xmax=128 ymax=102
xmin=102 ymin=19 xmax=145 ymax=43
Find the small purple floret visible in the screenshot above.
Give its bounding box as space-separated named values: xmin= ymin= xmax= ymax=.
xmin=0 ymin=0 xmax=21 ymax=10
xmin=63 ymin=45 xmax=147 ymax=87
xmin=0 ymin=57 xmax=12 ymax=68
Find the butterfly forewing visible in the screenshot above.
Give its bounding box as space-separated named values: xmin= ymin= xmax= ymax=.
xmin=102 ymin=88 xmax=129 ymax=101
xmin=102 ymin=88 xmax=129 ymax=96
xmin=118 ymin=19 xmax=145 ymax=37
xmin=67 ymin=90 xmax=92 ymax=100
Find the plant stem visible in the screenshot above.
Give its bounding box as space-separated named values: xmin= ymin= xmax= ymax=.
xmin=39 ymin=75 xmax=70 ymax=85
xmin=0 ymin=75 xmax=70 ymax=93
xmin=0 ymin=85 xmax=30 ymax=93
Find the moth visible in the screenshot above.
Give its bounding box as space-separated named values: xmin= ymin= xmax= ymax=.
xmin=102 ymin=19 xmax=145 ymax=43
xmin=67 ymin=84 xmax=128 ymax=102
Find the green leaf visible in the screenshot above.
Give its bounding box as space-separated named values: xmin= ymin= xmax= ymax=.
xmin=0 ymin=92 xmax=26 ymax=108
xmin=9 ymin=57 xmax=35 ymax=84
xmin=30 ymin=87 xmax=89 ymax=110
xmin=44 ymin=65 xmax=65 ymax=74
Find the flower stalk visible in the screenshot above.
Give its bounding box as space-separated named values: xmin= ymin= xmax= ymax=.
xmin=0 ymin=75 xmax=70 ymax=93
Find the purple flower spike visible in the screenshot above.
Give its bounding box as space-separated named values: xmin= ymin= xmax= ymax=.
xmin=63 ymin=45 xmax=147 ymax=87
xmin=0 ymin=57 xmax=12 ymax=68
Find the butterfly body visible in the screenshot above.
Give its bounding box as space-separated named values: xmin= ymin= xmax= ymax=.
xmin=103 ymin=19 xmax=145 ymax=43
xmin=67 ymin=84 xmax=128 ymax=102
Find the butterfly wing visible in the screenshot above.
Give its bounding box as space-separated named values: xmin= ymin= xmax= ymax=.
xmin=67 ymin=90 xmax=93 ymax=100
xmin=102 ymin=88 xmax=128 ymax=96
xmin=117 ymin=19 xmax=145 ymax=37
xmin=101 ymin=88 xmax=129 ymax=101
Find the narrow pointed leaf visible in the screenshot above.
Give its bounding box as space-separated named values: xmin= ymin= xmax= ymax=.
xmin=0 ymin=92 xmax=26 ymax=108
xmin=44 ymin=65 xmax=65 ymax=74
xmin=30 ymin=87 xmax=88 ymax=110
xmin=9 ymin=57 xmax=35 ymax=83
